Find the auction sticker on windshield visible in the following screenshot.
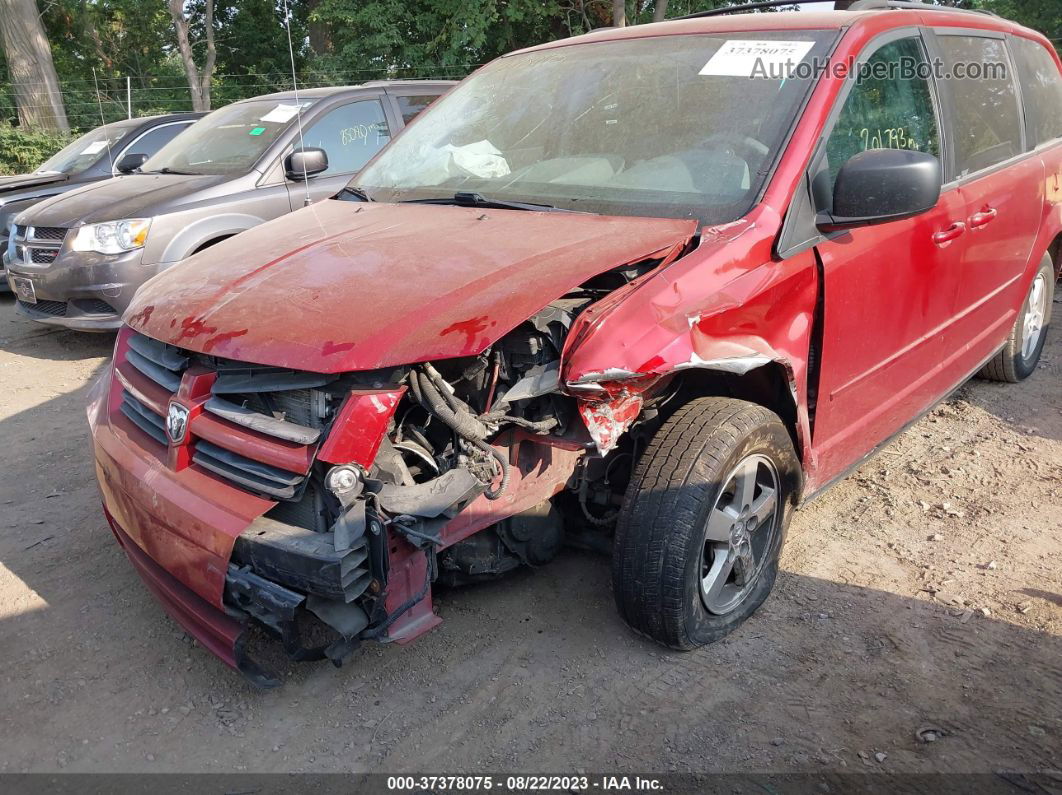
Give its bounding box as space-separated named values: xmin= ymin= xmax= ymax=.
xmin=260 ymin=103 xmax=303 ymax=124
xmin=700 ymin=39 xmax=816 ymax=77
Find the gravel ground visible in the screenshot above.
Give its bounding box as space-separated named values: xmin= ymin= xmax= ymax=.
xmin=0 ymin=290 xmax=1059 ymax=775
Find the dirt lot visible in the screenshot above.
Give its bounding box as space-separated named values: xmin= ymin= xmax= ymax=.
xmin=0 ymin=290 xmax=1059 ymax=777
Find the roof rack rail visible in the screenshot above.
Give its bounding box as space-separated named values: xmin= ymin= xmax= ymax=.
xmin=675 ymin=0 xmax=837 ymax=20
xmin=674 ymin=0 xmax=998 ymax=21
xmin=848 ymin=0 xmax=998 ymax=16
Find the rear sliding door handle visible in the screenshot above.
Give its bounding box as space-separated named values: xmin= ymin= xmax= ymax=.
xmin=968 ymin=208 xmax=998 ymax=228
xmin=932 ymin=221 xmax=966 ymax=245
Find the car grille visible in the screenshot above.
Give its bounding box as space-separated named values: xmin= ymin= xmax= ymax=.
xmin=11 ymin=225 xmax=67 ymax=265
xmin=20 ymin=299 xmax=67 ymax=317
xmin=114 ymin=331 xmax=333 ymax=501
xmin=26 ymin=226 xmax=67 ymax=241
xmin=74 ymin=298 xmax=116 ymax=315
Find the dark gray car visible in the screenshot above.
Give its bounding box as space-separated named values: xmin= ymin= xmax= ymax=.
xmin=5 ymin=81 xmax=452 ymax=329
xmin=0 ymin=113 xmax=203 ymax=291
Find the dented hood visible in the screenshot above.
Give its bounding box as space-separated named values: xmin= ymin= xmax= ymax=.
xmin=126 ymin=200 xmax=696 ymax=373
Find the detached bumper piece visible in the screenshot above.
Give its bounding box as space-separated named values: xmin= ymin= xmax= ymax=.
xmin=224 ymin=514 xmax=377 ymax=674
xmin=105 ymin=511 xmax=280 ymax=687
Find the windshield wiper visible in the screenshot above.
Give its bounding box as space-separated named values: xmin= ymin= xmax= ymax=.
xmin=402 ymin=192 xmax=569 ymax=213
xmin=144 ymin=167 xmax=198 ymax=175
xmin=337 ymin=185 xmax=372 ymax=202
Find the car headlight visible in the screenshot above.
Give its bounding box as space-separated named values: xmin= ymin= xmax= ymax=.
xmin=71 ymin=219 xmax=151 ymax=255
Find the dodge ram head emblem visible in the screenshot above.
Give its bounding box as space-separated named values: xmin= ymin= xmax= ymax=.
xmin=166 ymin=401 xmax=189 ymax=444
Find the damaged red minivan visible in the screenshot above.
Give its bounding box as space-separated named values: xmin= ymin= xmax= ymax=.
xmin=88 ymin=2 xmax=1061 ymax=684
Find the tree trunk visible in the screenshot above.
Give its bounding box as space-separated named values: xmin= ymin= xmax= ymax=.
xmin=653 ymin=0 xmax=669 ymax=22
xmin=0 ymin=0 xmax=69 ymax=133
xmin=167 ymin=0 xmax=215 ymax=112
xmin=613 ymin=0 xmax=626 ymax=27
xmin=307 ymin=0 xmax=331 ymax=55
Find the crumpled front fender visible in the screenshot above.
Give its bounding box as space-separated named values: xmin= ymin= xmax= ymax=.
xmin=562 ymin=209 xmax=817 ymax=463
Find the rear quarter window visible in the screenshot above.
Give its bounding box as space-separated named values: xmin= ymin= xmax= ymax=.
xmin=396 ymin=94 xmax=442 ymax=125
xmin=937 ymin=35 xmax=1023 ymax=176
xmin=1010 ymin=36 xmax=1062 ymax=147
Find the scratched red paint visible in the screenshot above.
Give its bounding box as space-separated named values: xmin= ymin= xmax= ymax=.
xmin=321 ymin=340 xmax=356 ymax=357
xmin=124 ymin=202 xmax=696 ymax=373
xmin=202 ymin=329 xmax=249 ymax=352
xmin=440 ymin=316 xmax=493 ymax=350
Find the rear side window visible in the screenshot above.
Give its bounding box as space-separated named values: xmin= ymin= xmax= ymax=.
xmin=937 ymin=35 xmax=1022 ymax=176
xmin=118 ymin=122 xmax=193 ymax=165
xmin=298 ymin=99 xmax=392 ymax=175
xmin=825 ymin=36 xmax=941 ymax=182
xmin=1010 ymin=36 xmax=1062 ymax=147
xmin=395 ymin=94 xmax=440 ymax=125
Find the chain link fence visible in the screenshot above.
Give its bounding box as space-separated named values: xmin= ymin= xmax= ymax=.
xmin=0 ymin=64 xmax=477 ymax=132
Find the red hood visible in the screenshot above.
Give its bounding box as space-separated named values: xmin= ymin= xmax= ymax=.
xmin=126 ymin=201 xmax=696 ymax=373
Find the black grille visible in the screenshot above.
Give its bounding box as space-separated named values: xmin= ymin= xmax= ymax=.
xmin=29 ymin=226 xmax=67 ymax=241
xmin=122 ymin=331 xmax=331 ymax=500
xmin=119 ymin=390 xmax=167 ymax=446
xmin=20 ymin=299 xmax=67 ymax=317
xmin=30 ymin=249 xmax=58 ymax=264
xmin=74 ymin=299 xmax=116 ymax=315
xmin=192 ymin=440 xmax=305 ymax=500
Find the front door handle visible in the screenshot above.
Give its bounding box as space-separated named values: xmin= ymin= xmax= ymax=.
xmin=969 ymin=207 xmax=998 ymax=228
xmin=932 ymin=221 xmax=967 ymax=245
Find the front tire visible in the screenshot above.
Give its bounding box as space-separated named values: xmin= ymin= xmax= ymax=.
xmin=979 ymin=255 xmax=1054 ymax=383
xmin=612 ymin=397 xmax=801 ymax=650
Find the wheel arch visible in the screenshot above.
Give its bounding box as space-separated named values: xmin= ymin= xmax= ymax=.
xmin=662 ymin=362 xmax=802 ymax=463
xmin=192 ymin=234 xmax=235 ymax=254
xmin=1048 ymin=232 xmax=1062 ymax=280
xmin=157 ymin=213 xmax=265 ymax=264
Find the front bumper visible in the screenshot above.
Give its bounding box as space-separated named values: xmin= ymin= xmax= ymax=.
xmin=87 ymin=358 xmax=283 ymax=680
xmin=7 ymin=247 xmax=159 ymax=329
xmin=105 ymin=509 xmax=245 ymax=670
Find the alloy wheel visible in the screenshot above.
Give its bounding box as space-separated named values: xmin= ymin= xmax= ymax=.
xmin=700 ymin=454 xmax=781 ymax=615
xmin=1021 ymin=273 xmax=1048 ymax=361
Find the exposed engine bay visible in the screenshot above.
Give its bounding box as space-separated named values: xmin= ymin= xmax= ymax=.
xmin=222 ymin=258 xmax=680 ymax=681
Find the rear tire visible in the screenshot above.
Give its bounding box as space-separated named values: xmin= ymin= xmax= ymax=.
xmin=978 ymin=255 xmax=1054 ymax=383
xmin=612 ymin=397 xmax=801 ymax=650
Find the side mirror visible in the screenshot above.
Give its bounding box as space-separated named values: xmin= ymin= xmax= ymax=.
xmin=285 ymin=147 xmax=328 ymax=180
xmin=817 ymin=149 xmax=941 ymax=231
xmin=116 ymin=152 xmax=148 ymax=174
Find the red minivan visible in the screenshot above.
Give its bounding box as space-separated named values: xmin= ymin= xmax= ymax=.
xmin=88 ymin=1 xmax=1061 ymax=684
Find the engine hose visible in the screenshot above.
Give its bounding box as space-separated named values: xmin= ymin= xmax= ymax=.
xmin=474 ymin=438 xmax=510 ymax=500
xmin=413 ymin=370 xmax=489 ymax=441
xmin=481 ymin=413 xmax=558 ymax=434
xmin=422 ymin=362 xmax=464 ymax=415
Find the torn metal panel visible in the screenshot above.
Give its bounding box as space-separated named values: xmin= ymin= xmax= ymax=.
xmin=578 ymin=394 xmax=644 ymax=456
xmin=562 ymin=211 xmax=818 ymax=464
xmin=671 ymin=352 xmax=773 ymax=375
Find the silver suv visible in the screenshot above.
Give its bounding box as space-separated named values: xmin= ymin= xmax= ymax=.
xmin=5 ymin=81 xmax=453 ymax=330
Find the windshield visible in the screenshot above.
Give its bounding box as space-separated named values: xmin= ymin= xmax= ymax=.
xmin=36 ymin=124 xmax=127 ymax=176
xmin=141 ymin=98 xmax=315 ymax=176
xmin=356 ymin=32 xmax=834 ymax=224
